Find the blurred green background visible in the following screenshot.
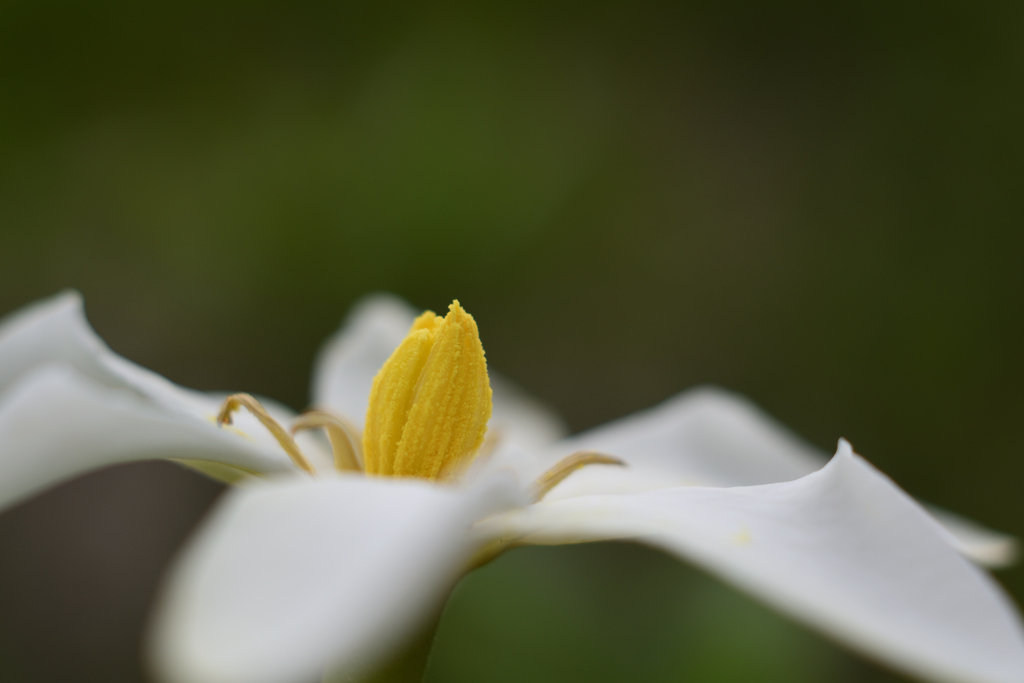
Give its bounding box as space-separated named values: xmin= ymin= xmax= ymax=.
xmin=0 ymin=1 xmax=1022 ymax=681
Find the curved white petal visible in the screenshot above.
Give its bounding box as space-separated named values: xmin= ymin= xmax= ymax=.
xmin=476 ymin=441 xmax=1024 ymax=683
xmin=311 ymin=294 xmax=568 ymax=447
xmin=540 ymin=387 xmax=823 ymax=493
xmin=0 ymin=293 xmax=278 ymax=439
xmin=488 ymin=373 xmax=568 ymax=449
xmin=0 ymin=291 xmax=201 ymax=410
xmin=0 ymin=365 xmax=297 ymax=512
xmin=311 ymin=294 xmax=415 ymax=428
xmin=0 ymin=293 xmax=332 ymax=483
xmin=149 ymin=473 xmax=526 ymax=683
xmin=926 ymin=506 xmax=1019 ymax=569
xmin=0 ymin=290 xmax=127 ymax=394
xmin=537 ymin=387 xmax=1014 ymax=567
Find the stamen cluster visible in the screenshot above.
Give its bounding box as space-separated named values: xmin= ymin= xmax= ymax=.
xmin=216 ymin=300 xmax=622 ymax=494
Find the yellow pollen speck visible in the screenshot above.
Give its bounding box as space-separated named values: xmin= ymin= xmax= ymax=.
xmin=362 ymin=300 xmax=492 ymax=481
xmin=732 ymin=528 xmax=753 ymax=546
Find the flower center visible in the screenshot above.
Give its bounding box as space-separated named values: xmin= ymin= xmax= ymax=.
xmin=215 ymin=299 xmax=624 ymax=492
xmin=362 ymin=300 xmax=492 ymax=480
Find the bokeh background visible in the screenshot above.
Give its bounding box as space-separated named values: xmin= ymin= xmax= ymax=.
xmin=0 ymin=1 xmax=1022 ymax=681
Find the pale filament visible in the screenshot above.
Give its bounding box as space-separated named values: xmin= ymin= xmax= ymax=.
xmin=216 ymin=393 xmax=316 ymax=475
xmin=291 ymin=411 xmax=363 ymax=472
xmin=465 ymin=451 xmax=627 ymax=571
xmin=477 ymin=428 xmax=503 ymax=461
xmin=533 ymin=451 xmax=626 ymax=501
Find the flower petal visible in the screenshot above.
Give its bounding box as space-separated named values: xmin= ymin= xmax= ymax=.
xmin=311 ymin=294 xmax=415 ymax=428
xmin=476 ymin=441 xmax=1024 ymax=683
xmin=0 ymin=292 xmax=333 ymax=483
xmin=0 ymin=290 xmax=126 ymax=394
xmin=925 ymin=506 xmax=1019 ymax=569
xmin=540 ymin=387 xmax=822 ymax=492
xmin=0 ymin=364 xmax=296 ymax=512
xmin=488 ymin=373 xmax=568 ymax=449
xmin=311 ymin=294 xmax=567 ymax=446
xmin=538 ymin=386 xmax=1015 ymax=567
xmin=148 ymin=473 xmax=525 ymax=683
xmin=0 ymin=293 xmax=262 ymax=433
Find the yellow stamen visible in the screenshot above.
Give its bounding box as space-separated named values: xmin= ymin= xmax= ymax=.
xmin=363 ymin=300 xmax=492 ymax=480
xmin=533 ymin=451 xmax=626 ymax=501
xmin=291 ymin=411 xmax=363 ymax=472
xmin=216 ymin=393 xmax=316 ymax=475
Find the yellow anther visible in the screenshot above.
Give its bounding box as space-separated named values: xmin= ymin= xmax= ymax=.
xmin=533 ymin=451 xmax=626 ymax=501
xmin=291 ymin=411 xmax=363 ymax=472
xmin=363 ymin=300 xmax=492 ymax=480
xmin=217 ymin=393 xmax=316 ymax=475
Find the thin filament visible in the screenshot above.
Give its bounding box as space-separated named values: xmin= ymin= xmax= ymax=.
xmin=291 ymin=411 xmax=363 ymax=472
xmin=216 ymin=393 xmax=316 ymax=474
xmin=533 ymin=451 xmax=625 ymax=501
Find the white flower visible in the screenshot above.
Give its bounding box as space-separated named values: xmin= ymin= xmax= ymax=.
xmin=0 ymin=291 xmax=1022 ymax=683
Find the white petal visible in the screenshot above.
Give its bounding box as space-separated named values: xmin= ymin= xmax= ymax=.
xmin=488 ymin=373 xmax=568 ymax=449
xmin=0 ymin=290 xmax=125 ymax=394
xmin=540 ymin=386 xmax=823 ymax=493
xmin=149 ymin=473 xmax=526 ymax=683
xmin=476 ymin=441 xmax=1024 ymax=683
xmin=538 ymin=386 xmax=1015 ymax=567
xmin=0 ymin=293 xmax=332 ymax=480
xmin=0 ymin=365 xmax=296 ymax=512
xmin=926 ymin=505 xmax=1019 ymax=569
xmin=311 ymin=294 xmax=568 ymax=447
xmin=311 ymin=294 xmax=416 ymax=428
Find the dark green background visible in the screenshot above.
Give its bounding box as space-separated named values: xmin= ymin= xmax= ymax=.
xmin=0 ymin=1 xmax=1021 ymax=681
